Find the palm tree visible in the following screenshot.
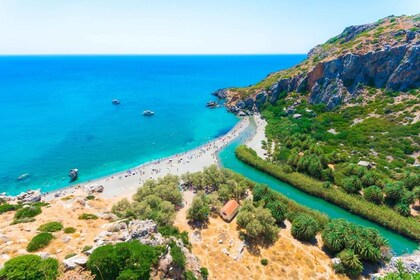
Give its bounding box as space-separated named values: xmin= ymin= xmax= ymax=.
xmin=291 ymin=214 xmax=319 ymax=241
xmin=338 ymin=249 xmax=363 ymax=277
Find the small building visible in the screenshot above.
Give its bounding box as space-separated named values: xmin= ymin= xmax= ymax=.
xmin=220 ymin=200 xmax=240 ymax=222
xmin=293 ymin=113 xmax=302 ymax=119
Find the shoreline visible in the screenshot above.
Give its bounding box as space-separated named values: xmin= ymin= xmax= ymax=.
xmin=44 ymin=116 xmax=252 ymax=201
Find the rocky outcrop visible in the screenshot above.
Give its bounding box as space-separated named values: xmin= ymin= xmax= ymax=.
xmin=16 ymin=189 xmax=42 ymax=203
xmin=371 ymin=251 xmax=420 ymax=279
xmin=91 ymin=219 xmax=203 ymax=279
xmin=223 ymin=15 xmax=420 ymax=112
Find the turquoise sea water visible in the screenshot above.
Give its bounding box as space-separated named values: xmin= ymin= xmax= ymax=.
xmin=0 ymin=55 xmax=305 ymax=195
xmin=218 ymin=123 xmax=419 ymax=255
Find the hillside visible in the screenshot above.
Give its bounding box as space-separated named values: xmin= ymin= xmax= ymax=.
xmin=215 ymin=14 xmax=419 ymax=112
xmin=221 ymin=14 xmax=420 ymax=242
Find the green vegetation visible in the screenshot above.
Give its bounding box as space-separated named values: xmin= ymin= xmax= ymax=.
xmin=322 ymin=219 xmax=388 ymax=277
xmin=65 ymin=253 xmax=77 ymax=259
xmin=181 ymin=165 xmax=251 ymax=203
xmin=200 ymin=267 xmax=209 ymax=279
xmin=236 ymin=200 xmax=279 ymax=244
xmin=0 ymin=255 xmax=59 ymax=280
xmin=86 ymin=195 xmax=95 ymax=200
xmin=236 ymin=145 xmax=420 ymax=240
xmin=87 ymin=241 xmax=163 ymax=280
xmin=290 ymin=214 xmax=319 ymax=241
xmin=170 ymin=242 xmax=186 ymax=270
xmin=112 ymin=175 xmax=181 ymax=226
xmin=37 ymin=222 xmax=63 ymax=232
xmin=379 ymin=260 xmax=420 ymax=279
xmin=14 ymin=206 xmax=42 ymax=220
xmin=27 ymin=232 xmax=54 ymax=252
xmin=158 ymin=225 xmax=190 ymax=248
xmin=78 ymin=213 xmax=98 ymax=220
xmin=0 ymin=203 xmax=21 ymax=214
xmin=63 ymin=227 xmax=76 ymax=234
xmin=82 ymin=245 xmax=93 ymax=253
xmin=260 ymin=259 xmax=268 ymax=266
xmin=187 ymin=191 xmax=211 ymax=224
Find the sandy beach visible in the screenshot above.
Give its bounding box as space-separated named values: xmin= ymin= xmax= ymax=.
xmin=45 ymin=116 xmax=253 ymax=201
xmin=245 ymin=114 xmax=267 ymax=159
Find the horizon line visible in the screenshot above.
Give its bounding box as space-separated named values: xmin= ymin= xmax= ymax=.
xmin=0 ymin=53 xmax=307 ymax=56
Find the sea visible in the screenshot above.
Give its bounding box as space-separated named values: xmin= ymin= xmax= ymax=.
xmin=0 ymin=55 xmax=305 ymax=195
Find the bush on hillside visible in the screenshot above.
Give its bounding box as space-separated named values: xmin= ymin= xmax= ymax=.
xmin=0 ymin=254 xmax=58 ymax=280
xmin=87 ymin=241 xmax=163 ymax=280
xmin=64 ymin=227 xmax=77 ymax=234
xmin=78 ymin=213 xmax=98 ymax=220
xmin=37 ymin=221 xmax=63 ymax=232
xmin=14 ymin=206 xmax=42 ymax=219
xmin=0 ymin=203 xmax=21 ymax=214
xmin=27 ymin=232 xmax=54 ymax=252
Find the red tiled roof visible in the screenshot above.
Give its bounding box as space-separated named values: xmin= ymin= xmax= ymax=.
xmin=221 ymin=200 xmax=239 ymax=216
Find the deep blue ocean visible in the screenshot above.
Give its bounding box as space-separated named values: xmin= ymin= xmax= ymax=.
xmin=0 ymin=55 xmax=305 ymax=195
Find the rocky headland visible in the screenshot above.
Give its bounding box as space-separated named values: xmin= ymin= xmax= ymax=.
xmin=214 ymin=14 xmax=419 ymax=114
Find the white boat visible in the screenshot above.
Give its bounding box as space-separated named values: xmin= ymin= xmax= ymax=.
xmin=142 ymin=110 xmax=155 ymax=116
xmin=112 ymin=99 xmax=121 ymax=105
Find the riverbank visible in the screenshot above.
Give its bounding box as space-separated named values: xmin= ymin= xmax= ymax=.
xmin=244 ymin=114 xmax=267 ymax=159
xmin=235 ymin=145 xmax=420 ymax=242
xmin=44 ymin=117 xmax=251 ymax=201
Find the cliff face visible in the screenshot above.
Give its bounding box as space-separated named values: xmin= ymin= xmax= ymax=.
xmin=218 ymin=15 xmax=420 ymax=113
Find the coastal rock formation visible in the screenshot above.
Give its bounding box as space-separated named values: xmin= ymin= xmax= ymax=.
xmin=220 ymin=15 xmax=420 ymax=111
xmin=16 ymin=189 xmax=42 ymax=203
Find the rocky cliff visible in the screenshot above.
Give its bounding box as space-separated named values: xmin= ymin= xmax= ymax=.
xmin=216 ymin=14 xmax=420 ymax=113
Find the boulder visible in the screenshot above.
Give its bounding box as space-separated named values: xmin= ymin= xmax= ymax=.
xmin=63 ymin=255 xmax=88 ymax=271
xmin=16 ymin=189 xmax=42 ymax=203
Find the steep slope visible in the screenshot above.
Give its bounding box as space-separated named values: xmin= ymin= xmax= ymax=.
xmin=215 ymin=14 xmax=419 ymax=112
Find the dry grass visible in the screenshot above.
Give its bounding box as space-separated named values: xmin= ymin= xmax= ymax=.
xmin=0 ymin=192 xmax=110 ymax=263
xmin=174 ymin=192 xmax=347 ymax=280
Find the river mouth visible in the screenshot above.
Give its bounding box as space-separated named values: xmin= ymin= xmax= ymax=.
xmin=217 ymin=118 xmax=419 ymax=256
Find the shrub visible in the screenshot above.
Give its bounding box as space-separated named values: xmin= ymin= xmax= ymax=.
xmin=65 ymin=253 xmax=77 ymax=259
xmin=342 ymin=176 xmax=363 ymax=194
xmin=184 ymin=270 xmax=198 ymax=280
xmin=363 ymin=186 xmax=384 ymax=204
xmin=87 ymin=241 xmax=163 ymax=280
xmin=291 ymin=214 xmax=319 ymax=241
xmin=261 ymin=259 xmax=268 ymax=266
xmin=14 ymin=206 xmax=42 ymax=220
xmin=78 ymin=213 xmax=98 ymax=220
xmin=11 ymin=217 xmax=35 ymax=225
xmin=170 ymin=242 xmax=186 ymax=270
xmin=38 ymin=221 xmax=63 ymax=232
xmin=86 ymin=195 xmax=95 ymax=200
xmin=337 ymin=249 xmax=363 ymax=277
xmin=82 ymin=245 xmax=93 ymax=253
xmin=0 ymin=255 xmax=58 ymax=280
xmin=27 ymin=232 xmax=54 ymax=252
xmin=200 ymin=267 xmax=209 ymax=279
xmin=0 ymin=203 xmax=21 ymax=214
xmin=395 ymin=203 xmax=411 ymax=217
xmin=64 ymin=227 xmax=76 ymax=234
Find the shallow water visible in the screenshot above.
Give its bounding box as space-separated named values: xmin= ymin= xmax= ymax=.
xmin=0 ymin=55 xmax=305 ymax=195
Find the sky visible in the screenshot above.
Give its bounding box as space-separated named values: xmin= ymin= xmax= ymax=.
xmin=0 ymin=0 xmax=418 ymax=54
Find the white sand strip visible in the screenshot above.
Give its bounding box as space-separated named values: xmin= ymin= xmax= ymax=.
xmin=244 ymin=114 xmax=267 ymax=159
xmin=44 ymin=117 xmax=250 ymax=201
